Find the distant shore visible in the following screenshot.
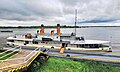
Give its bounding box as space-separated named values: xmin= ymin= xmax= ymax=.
xmin=0 ymin=26 xmax=120 ymax=29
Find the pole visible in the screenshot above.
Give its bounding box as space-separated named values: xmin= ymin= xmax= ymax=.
xmin=75 ymin=9 xmax=77 ymax=38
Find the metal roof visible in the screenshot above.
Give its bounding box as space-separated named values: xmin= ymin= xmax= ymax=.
xmin=7 ymin=37 xmax=33 ymax=41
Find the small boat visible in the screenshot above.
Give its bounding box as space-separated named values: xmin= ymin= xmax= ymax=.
xmin=0 ymin=30 xmax=13 ymax=32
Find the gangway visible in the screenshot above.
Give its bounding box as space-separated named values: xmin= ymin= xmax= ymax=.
xmin=0 ymin=46 xmax=48 ymax=72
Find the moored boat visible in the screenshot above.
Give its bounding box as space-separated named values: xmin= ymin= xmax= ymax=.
xmin=6 ymin=24 xmax=112 ymax=53
xmin=6 ymin=10 xmax=112 ymax=53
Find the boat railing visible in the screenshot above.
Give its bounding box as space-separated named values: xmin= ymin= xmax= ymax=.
xmin=39 ymin=43 xmax=61 ymax=47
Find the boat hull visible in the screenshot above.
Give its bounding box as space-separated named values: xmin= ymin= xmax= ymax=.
xmin=7 ymin=42 xmax=112 ymax=52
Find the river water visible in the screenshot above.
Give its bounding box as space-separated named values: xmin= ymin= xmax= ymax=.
xmin=0 ymin=27 xmax=120 ymax=47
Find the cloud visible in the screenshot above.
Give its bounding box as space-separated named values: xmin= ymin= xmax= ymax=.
xmin=0 ymin=0 xmax=120 ymax=26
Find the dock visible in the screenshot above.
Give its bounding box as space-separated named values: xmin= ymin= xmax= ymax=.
xmin=0 ymin=47 xmax=48 ymax=72
xmin=1 ymin=46 xmax=120 ymax=71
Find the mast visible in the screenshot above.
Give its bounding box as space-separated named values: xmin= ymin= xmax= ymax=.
xmin=75 ymin=9 xmax=77 ymax=38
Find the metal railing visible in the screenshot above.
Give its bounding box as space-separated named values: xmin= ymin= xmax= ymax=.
xmin=0 ymin=46 xmax=21 ymax=60
xmin=0 ymin=46 xmax=21 ymax=54
xmin=24 ymin=48 xmax=40 ymax=61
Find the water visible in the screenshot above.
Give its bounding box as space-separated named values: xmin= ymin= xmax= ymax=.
xmin=0 ymin=27 xmax=120 ymax=47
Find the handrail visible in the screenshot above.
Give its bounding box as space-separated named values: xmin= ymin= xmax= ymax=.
xmin=0 ymin=48 xmax=39 ymax=62
xmin=0 ymin=46 xmax=20 ymax=54
xmin=0 ymin=49 xmax=20 ymax=59
xmin=24 ymin=48 xmax=39 ymax=61
xmin=25 ymin=51 xmax=38 ymax=63
xmin=0 ymin=46 xmax=21 ymax=59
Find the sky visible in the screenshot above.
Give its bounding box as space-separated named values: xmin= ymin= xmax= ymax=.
xmin=0 ymin=0 xmax=120 ymax=26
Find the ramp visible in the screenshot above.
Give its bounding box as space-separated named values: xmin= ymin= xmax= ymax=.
xmin=0 ymin=47 xmax=48 ymax=72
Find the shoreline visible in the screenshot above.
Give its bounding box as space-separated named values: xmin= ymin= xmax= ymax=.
xmin=0 ymin=26 xmax=120 ymax=29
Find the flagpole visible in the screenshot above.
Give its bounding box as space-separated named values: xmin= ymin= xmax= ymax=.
xmin=75 ymin=9 xmax=77 ymax=38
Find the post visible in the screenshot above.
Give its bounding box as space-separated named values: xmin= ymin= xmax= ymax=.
xmin=75 ymin=9 xmax=77 ymax=38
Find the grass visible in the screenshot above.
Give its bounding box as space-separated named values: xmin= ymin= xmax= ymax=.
xmin=35 ymin=57 xmax=120 ymax=72
xmin=0 ymin=51 xmax=18 ymax=60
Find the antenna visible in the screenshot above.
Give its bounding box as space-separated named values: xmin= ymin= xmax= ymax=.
xmin=75 ymin=9 xmax=77 ymax=38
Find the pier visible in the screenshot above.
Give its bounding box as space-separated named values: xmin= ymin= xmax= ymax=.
xmin=0 ymin=46 xmax=48 ymax=72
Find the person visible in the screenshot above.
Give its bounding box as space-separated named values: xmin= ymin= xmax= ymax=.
xmin=37 ymin=30 xmax=39 ymax=34
xmin=81 ymin=36 xmax=84 ymax=41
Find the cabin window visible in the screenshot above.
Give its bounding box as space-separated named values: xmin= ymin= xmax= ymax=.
xmin=33 ymin=41 xmax=38 ymax=44
xmin=8 ymin=40 xmax=14 ymax=42
xmin=76 ymin=37 xmax=84 ymax=41
xmin=42 ymin=38 xmax=52 ymax=41
xmin=62 ymin=43 xmax=67 ymax=48
xmin=102 ymin=44 xmax=109 ymax=47
xmin=83 ymin=44 xmax=89 ymax=48
xmin=25 ymin=41 xmax=29 ymax=44
xmin=16 ymin=40 xmax=24 ymax=42
xmin=41 ymin=41 xmax=45 ymax=43
xmin=71 ymin=44 xmax=76 ymax=47
xmin=77 ymin=45 xmax=79 ymax=48
xmin=78 ymin=44 xmax=100 ymax=48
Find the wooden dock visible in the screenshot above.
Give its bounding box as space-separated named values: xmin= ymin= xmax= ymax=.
xmin=0 ymin=47 xmax=47 ymax=72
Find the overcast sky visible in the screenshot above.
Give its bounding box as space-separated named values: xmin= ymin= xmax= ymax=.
xmin=0 ymin=0 xmax=120 ymax=26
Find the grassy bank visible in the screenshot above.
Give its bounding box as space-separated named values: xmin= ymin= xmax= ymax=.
xmin=35 ymin=58 xmax=120 ymax=72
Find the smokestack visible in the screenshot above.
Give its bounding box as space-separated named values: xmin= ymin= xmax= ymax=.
xmin=57 ymin=24 xmax=61 ymax=35
xmin=40 ymin=24 xmax=44 ymax=34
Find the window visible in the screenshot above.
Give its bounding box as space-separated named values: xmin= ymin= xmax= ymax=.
xmin=8 ymin=40 xmax=14 ymax=42
xmin=33 ymin=41 xmax=38 ymax=44
xmin=42 ymin=38 xmax=53 ymax=41
xmin=25 ymin=41 xmax=29 ymax=44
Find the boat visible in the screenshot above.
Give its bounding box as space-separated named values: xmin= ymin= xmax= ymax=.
xmin=0 ymin=30 xmax=13 ymax=32
xmin=6 ymin=10 xmax=112 ymax=53
xmin=6 ymin=24 xmax=112 ymax=53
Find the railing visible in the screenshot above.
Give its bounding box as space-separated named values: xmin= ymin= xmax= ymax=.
xmin=0 ymin=46 xmax=21 ymax=54
xmin=24 ymin=48 xmax=40 ymax=61
xmin=0 ymin=47 xmax=41 ymax=70
xmin=0 ymin=46 xmax=21 ymax=60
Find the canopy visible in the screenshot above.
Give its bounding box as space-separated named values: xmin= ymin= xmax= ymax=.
xmin=7 ymin=37 xmax=33 ymax=41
